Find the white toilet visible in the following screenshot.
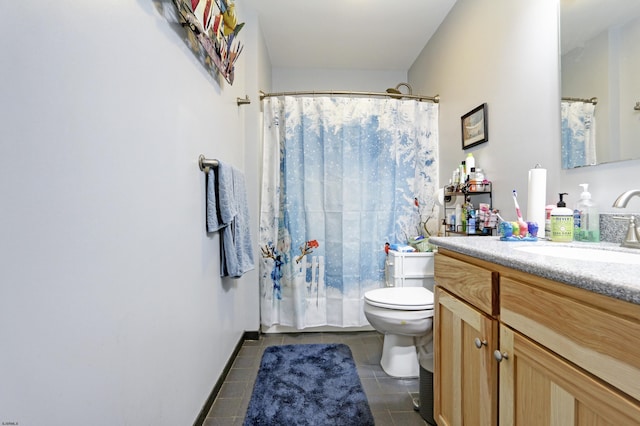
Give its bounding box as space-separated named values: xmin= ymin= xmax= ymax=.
xmin=363 ymin=251 xmax=435 ymax=378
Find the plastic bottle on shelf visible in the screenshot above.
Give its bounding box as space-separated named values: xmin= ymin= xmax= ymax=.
xmin=467 ymin=210 xmax=476 ymax=235
xmin=465 ymin=153 xmax=475 ymax=182
xmin=573 ymin=183 xmax=600 ymax=242
xmin=468 ymin=167 xmax=477 ymax=191
xmin=452 ymin=168 xmax=460 ymax=189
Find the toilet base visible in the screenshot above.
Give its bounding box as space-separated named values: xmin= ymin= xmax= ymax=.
xmin=380 ymin=333 xmax=419 ymax=378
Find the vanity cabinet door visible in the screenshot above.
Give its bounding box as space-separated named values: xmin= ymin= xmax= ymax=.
xmin=434 ymin=287 xmax=498 ymax=426
xmin=498 ymin=326 xmax=640 ymax=426
xmin=501 ymin=276 xmax=640 ymax=402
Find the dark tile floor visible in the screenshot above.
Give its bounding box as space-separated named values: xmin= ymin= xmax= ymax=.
xmin=203 ymin=331 xmax=430 ymax=425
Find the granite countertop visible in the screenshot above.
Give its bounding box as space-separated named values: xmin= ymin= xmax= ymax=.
xmin=428 ymin=236 xmax=640 ymax=306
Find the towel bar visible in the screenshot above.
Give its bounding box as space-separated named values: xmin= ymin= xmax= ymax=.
xmin=198 ymin=154 xmax=219 ymax=172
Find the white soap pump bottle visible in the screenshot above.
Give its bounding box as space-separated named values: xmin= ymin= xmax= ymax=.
xmin=574 ymin=183 xmax=600 ymax=242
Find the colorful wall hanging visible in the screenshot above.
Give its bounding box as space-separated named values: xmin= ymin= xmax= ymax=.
xmin=172 ymin=0 xmax=244 ymax=84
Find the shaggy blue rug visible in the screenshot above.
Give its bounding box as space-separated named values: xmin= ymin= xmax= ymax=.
xmin=243 ymin=343 xmax=375 ymax=426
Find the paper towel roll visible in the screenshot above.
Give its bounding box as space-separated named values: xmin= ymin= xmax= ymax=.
xmin=527 ymin=167 xmax=547 ymax=238
xmin=436 ymin=188 xmax=459 ymax=207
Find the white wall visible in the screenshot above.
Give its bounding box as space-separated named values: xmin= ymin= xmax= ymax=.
xmin=410 ymin=0 xmax=640 ymax=217
xmin=0 ymin=1 xmax=264 ymax=425
xmin=272 ymin=68 xmax=408 ymax=93
xmin=410 ymin=0 xmax=561 ymax=222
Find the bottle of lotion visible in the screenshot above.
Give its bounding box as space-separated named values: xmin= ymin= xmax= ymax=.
xmin=550 ymin=193 xmax=573 ymax=242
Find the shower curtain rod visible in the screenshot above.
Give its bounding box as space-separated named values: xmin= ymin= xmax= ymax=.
xmin=562 ymin=96 xmax=598 ymax=105
xmin=259 ymin=90 xmax=440 ymax=103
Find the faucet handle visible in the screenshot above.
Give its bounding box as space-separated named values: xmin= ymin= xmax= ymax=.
xmin=615 ymin=215 xmax=640 ymax=248
xmin=613 ymin=215 xmax=636 ymax=222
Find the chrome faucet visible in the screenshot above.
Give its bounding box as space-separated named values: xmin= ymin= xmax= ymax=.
xmin=612 ymin=190 xmax=640 ymax=249
xmin=613 ymin=189 xmax=640 ymax=208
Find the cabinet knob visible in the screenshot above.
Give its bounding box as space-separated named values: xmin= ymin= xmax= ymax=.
xmin=494 ymin=350 xmax=509 ymax=362
xmin=474 ymin=338 xmax=487 ymax=349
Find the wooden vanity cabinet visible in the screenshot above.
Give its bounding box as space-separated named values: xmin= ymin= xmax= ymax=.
xmin=499 ymin=325 xmax=640 ymax=425
xmin=499 ymin=273 xmax=640 ymax=425
xmin=434 ymin=248 xmax=640 ymax=426
xmin=433 ymin=251 xmax=499 ymax=426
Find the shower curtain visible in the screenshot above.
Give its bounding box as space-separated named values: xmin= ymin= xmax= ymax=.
xmin=561 ymin=101 xmax=596 ymax=168
xmin=259 ymin=96 xmax=439 ymax=329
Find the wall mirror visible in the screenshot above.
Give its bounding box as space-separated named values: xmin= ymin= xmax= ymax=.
xmin=560 ymin=0 xmax=640 ymax=169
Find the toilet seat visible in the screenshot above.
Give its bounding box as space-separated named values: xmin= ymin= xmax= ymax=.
xmin=365 ymin=287 xmax=434 ymax=310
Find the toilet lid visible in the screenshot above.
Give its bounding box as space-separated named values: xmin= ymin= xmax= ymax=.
xmin=365 ymin=287 xmax=434 ymax=310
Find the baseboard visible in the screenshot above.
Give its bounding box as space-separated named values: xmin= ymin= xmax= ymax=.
xmin=193 ymin=330 xmax=260 ymax=426
xmin=244 ymin=330 xmax=260 ymax=340
xmin=261 ymin=324 xmax=375 ymax=333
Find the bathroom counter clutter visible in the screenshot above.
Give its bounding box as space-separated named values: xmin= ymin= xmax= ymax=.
xmin=428 ymin=236 xmax=640 ymax=305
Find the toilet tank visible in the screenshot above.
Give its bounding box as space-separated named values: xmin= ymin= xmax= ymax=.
xmin=385 ymin=251 xmax=435 ymax=291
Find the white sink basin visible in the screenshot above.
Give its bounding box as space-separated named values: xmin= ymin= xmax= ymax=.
xmin=514 ymin=245 xmax=640 ymax=265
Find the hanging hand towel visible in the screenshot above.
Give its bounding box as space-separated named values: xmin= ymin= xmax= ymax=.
xmin=206 ymin=167 xmax=227 ymax=232
xmin=230 ymin=168 xmax=255 ymax=276
xmin=215 ymin=162 xmax=255 ymax=278
xmin=216 ymin=162 xmax=238 ymax=225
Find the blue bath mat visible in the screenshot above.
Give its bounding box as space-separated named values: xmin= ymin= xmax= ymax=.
xmin=243 ymin=343 xmax=375 ymax=426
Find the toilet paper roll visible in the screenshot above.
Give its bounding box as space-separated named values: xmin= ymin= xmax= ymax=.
xmin=527 ymin=167 xmax=547 ymax=238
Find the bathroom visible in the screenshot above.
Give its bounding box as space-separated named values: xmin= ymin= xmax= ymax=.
xmin=1 ymin=1 xmax=639 ymax=425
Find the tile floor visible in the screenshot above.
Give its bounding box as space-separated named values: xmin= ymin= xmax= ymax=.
xmin=203 ymin=331 xmax=431 ymax=425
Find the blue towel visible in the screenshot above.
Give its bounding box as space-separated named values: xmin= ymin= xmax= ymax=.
xmin=217 ymin=163 xmax=237 ymax=225
xmin=209 ymin=161 xmax=255 ymax=278
xmin=222 ymin=168 xmax=255 ymax=277
xmin=206 ymin=167 xmax=226 ymax=232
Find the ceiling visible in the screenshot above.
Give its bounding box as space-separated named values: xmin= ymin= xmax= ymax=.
xmin=243 ymin=0 xmax=458 ymax=70
xmin=561 ymin=0 xmax=640 ymax=53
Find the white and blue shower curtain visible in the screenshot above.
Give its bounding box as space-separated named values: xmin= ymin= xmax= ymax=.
xmin=561 ymin=101 xmax=596 ymax=168
xmin=259 ymin=96 xmax=439 ymax=329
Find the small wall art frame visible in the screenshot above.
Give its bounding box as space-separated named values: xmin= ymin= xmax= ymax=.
xmin=461 ymin=103 xmax=488 ymax=149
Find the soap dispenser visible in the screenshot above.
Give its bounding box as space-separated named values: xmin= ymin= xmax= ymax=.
xmin=573 ymin=184 xmax=600 ymax=242
xmin=550 ymin=193 xmax=573 ymax=242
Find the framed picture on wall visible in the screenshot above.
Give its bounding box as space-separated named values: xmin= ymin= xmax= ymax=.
xmin=461 ymin=103 xmax=488 ymax=149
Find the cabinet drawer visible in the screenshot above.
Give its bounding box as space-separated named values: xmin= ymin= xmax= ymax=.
xmin=501 ymin=277 xmax=640 ymax=402
xmin=434 ymin=252 xmax=496 ymax=316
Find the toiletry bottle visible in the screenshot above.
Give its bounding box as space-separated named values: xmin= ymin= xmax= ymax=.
xmin=468 ymin=167 xmax=477 ymax=191
xmin=455 ymin=202 xmax=462 ymax=233
xmin=452 ymin=168 xmax=460 ymax=189
xmin=550 ymin=193 xmax=573 ymax=242
xmin=573 ymin=184 xmax=600 ymax=242
xmin=465 ymin=153 xmax=475 ymax=182
xmin=467 ymin=209 xmax=476 ymax=235
xmin=544 ymin=204 xmax=554 ymax=237
xmin=459 ymin=161 xmax=466 ymax=186
xmin=461 ymin=204 xmax=467 ymax=233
